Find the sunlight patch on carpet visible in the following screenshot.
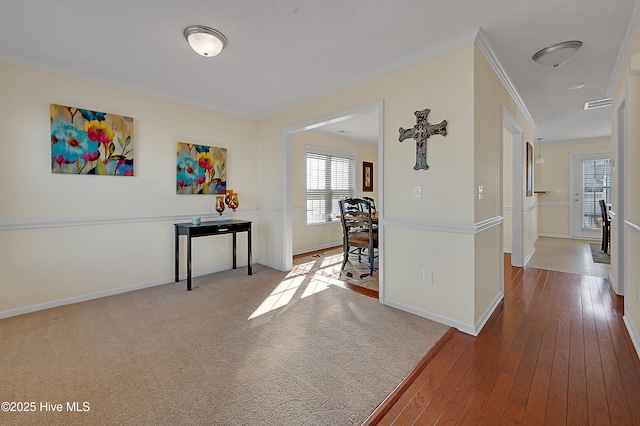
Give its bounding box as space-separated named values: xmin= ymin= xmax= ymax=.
xmin=293 ymin=247 xmax=379 ymax=292
xmin=249 ymin=271 xmax=332 ymax=319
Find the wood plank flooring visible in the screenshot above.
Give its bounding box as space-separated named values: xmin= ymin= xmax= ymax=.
xmin=369 ymin=255 xmax=640 ymax=425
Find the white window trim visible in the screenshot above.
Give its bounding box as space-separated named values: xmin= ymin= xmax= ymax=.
xmin=305 ymin=145 xmax=356 ymax=225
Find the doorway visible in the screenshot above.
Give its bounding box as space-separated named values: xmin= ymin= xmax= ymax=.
xmin=502 ymin=109 xmax=525 ymax=267
xmin=571 ymin=152 xmax=612 ymax=239
xmin=282 ymin=101 xmax=384 ymax=299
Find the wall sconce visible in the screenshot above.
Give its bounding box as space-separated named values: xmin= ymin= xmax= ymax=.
xmin=184 ymin=25 xmax=227 ymax=57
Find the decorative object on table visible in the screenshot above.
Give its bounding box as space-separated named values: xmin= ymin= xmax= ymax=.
xmin=225 ymin=190 xmax=239 ymax=212
xmin=398 ymin=108 xmax=447 ymax=170
xmin=363 ymin=162 xmax=373 ymax=192
xmin=215 ymin=195 xmax=225 ymax=215
xmin=526 ymin=141 xmax=534 ymax=197
xmin=50 ymin=104 xmax=134 ymax=176
xmin=191 ymin=217 xmax=201 ymax=225
xmin=176 ymin=142 xmax=227 ymax=194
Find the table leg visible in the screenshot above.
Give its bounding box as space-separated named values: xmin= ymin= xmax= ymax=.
xmin=248 ymin=227 xmax=252 ymax=275
xmin=175 ymin=226 xmax=179 ymax=282
xmin=187 ymin=233 xmax=192 ymax=291
xmin=233 ymin=232 xmax=237 ymax=269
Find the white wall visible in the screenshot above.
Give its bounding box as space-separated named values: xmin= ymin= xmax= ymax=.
xmin=503 ymin=129 xmax=513 ymax=253
xmin=257 ymin=37 xmax=532 ymax=334
xmin=1 ymin=33 xmax=537 ymax=337
xmin=611 ymin=26 xmax=640 ymax=357
xmin=535 ymin=138 xmax=612 ymax=237
xmin=0 ymin=60 xmax=258 ymax=315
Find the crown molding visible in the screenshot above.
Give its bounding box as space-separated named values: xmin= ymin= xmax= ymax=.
xmin=259 ymin=28 xmax=481 ymax=119
xmin=474 ymin=29 xmax=536 ymax=132
xmin=607 ymin=0 xmax=640 ymax=96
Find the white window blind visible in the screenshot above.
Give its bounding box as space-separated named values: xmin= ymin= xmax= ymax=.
xmin=306 ymin=148 xmax=355 ymax=224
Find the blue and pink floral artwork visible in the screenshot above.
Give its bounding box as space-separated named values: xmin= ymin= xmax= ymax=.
xmin=50 ymin=104 xmax=134 ymax=176
xmin=176 ymin=142 xmax=227 ymax=194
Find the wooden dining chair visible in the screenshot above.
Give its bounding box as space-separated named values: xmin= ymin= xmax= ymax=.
xmin=599 ymin=199 xmax=610 ymax=253
xmin=363 ymin=196 xmax=376 ymax=214
xmin=339 ymin=197 xmax=378 ymax=276
xmin=362 ymin=196 xmax=377 ymax=230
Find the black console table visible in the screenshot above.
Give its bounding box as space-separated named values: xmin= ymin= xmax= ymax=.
xmin=175 ymin=219 xmax=252 ymax=291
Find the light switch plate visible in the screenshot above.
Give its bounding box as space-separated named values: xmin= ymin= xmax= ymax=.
xmin=413 ymin=185 xmax=422 ymax=199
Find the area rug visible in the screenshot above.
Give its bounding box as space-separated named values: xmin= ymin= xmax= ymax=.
xmin=590 ymin=243 xmax=611 ymax=264
xmin=0 ymin=266 xmax=448 ymax=425
xmin=292 ymin=247 xmax=378 ymax=291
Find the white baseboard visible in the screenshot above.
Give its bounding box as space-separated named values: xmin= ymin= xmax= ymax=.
xmin=623 ymin=315 xmax=640 ymax=360
xmin=608 ymin=275 xmax=624 ymax=296
xmin=474 ymin=291 xmax=504 ymax=335
xmin=383 ymin=298 xmax=476 ymax=336
xmin=0 ymin=261 xmax=252 ymax=320
xmin=383 ymin=291 xmax=503 ymax=337
xmin=538 ymin=233 xmax=571 ymax=238
xmin=293 ymin=242 xmax=341 ymax=256
xmin=523 ymin=247 xmax=535 ymax=265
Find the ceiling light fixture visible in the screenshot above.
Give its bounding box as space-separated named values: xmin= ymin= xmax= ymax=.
xmin=536 ymin=138 xmax=544 ymax=164
xmin=568 ymin=82 xmax=586 ymax=90
xmin=184 ymin=25 xmax=227 ymax=57
xmin=532 ymin=40 xmax=582 ymax=67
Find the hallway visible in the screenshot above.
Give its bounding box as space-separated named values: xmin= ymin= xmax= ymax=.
xmin=372 ymin=254 xmax=638 ymax=425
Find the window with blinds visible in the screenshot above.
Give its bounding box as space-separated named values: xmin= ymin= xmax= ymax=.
xmin=306 ymin=148 xmax=355 ymax=224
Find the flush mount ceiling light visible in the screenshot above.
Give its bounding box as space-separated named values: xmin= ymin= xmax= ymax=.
xmin=184 ymin=25 xmax=227 ymax=57
xmin=532 ymin=40 xmax=582 ymax=67
xmin=568 ymin=82 xmax=586 ymax=90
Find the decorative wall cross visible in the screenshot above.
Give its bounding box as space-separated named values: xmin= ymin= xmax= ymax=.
xmin=399 ymin=108 xmax=447 ymax=170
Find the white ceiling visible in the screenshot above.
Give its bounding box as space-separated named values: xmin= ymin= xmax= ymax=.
xmin=1 ymin=0 xmax=637 ymax=145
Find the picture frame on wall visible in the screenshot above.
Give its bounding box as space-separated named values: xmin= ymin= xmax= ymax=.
xmin=363 ymin=161 xmax=373 ymax=192
xmin=526 ymin=142 xmax=533 ymax=197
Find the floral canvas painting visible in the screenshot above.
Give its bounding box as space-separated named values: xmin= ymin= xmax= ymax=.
xmin=50 ymin=104 xmax=134 ymax=176
xmin=176 ymin=142 xmax=227 ymax=194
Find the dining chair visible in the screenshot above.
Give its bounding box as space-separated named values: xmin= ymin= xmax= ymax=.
xmin=599 ymin=199 xmax=610 ymax=253
xmin=363 ymin=196 xmax=376 ymax=214
xmin=339 ymin=197 xmax=378 ymax=276
xmin=362 ymin=196 xmax=377 ymax=231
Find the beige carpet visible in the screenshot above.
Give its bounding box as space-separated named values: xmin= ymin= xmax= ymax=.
xmin=293 ymin=247 xmax=379 ymax=292
xmin=0 ymin=265 xmax=448 ymax=425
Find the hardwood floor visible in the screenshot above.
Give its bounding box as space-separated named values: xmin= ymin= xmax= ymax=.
xmin=369 ymin=255 xmax=640 ymax=425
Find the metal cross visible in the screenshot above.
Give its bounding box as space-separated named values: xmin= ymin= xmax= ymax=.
xmin=399 ymin=108 xmax=447 ymax=170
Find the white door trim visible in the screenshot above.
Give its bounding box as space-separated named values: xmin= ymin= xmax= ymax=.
xmin=613 ymin=89 xmax=627 ymax=296
xmin=282 ymin=101 xmax=385 ymax=299
xmin=502 ymin=108 xmax=524 ymax=267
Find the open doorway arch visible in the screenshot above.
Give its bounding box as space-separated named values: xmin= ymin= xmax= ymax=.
xmin=282 ymin=101 xmax=384 ymax=299
xmin=502 ymin=108 xmax=525 ymax=267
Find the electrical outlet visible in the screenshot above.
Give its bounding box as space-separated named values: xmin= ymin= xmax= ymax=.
xmin=413 ymin=185 xmax=422 ymax=199
xmin=219 ymin=241 xmax=225 ymax=250
xmin=423 ymin=269 xmax=433 ymax=285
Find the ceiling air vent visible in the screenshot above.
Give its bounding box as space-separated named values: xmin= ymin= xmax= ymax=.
xmin=584 ymin=98 xmax=612 ymax=110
